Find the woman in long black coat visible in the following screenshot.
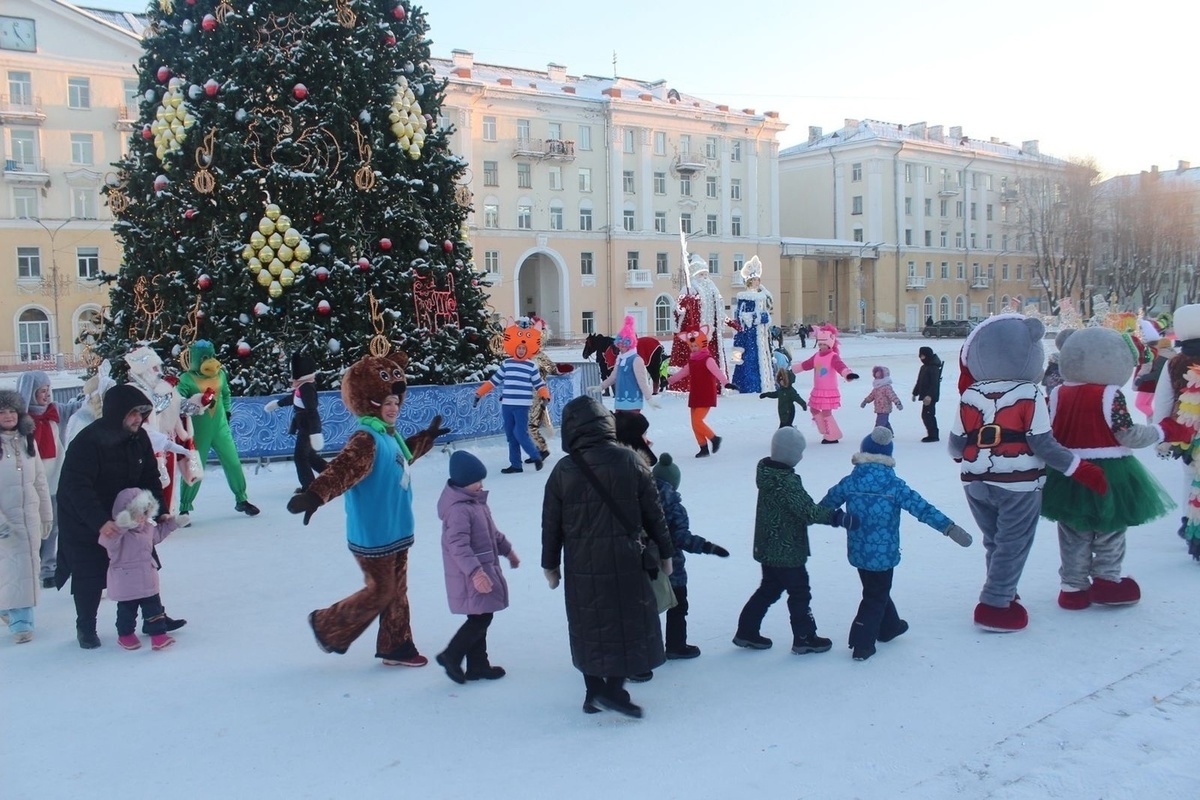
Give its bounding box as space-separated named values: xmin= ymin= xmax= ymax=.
xmin=541 ymin=396 xmax=674 ymax=718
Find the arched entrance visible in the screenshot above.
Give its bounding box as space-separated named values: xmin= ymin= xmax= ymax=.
xmin=513 ymin=247 xmax=567 ymax=340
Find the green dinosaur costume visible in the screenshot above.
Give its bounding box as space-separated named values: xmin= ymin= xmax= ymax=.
xmin=176 ymin=340 xmax=255 ymax=515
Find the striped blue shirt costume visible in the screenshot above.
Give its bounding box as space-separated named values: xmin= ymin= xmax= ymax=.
xmin=484 ymin=359 xmax=546 ymax=406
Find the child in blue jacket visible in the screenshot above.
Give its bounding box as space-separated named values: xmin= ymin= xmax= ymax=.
xmin=818 ymin=427 xmax=973 ymax=661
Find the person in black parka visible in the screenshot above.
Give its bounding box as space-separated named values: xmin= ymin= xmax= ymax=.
xmin=541 ymin=396 xmax=675 ymax=718
xmin=912 ymin=346 xmax=944 ymax=442
xmin=56 ymin=384 xmax=172 ymax=649
xmin=264 ymin=351 xmax=327 ymax=492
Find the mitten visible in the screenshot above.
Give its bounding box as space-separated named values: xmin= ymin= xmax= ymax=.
xmin=471 ymin=569 xmax=493 ymax=594
xmin=860 ymin=400 xmax=868 ymax=408
xmin=829 ymin=508 xmax=861 ymax=531
xmin=701 ymin=541 xmax=730 ymax=558
xmin=286 ymin=490 xmax=323 ymax=525
xmin=406 ymin=415 xmax=451 ymax=461
xmin=544 ymin=567 xmax=561 ymax=590
xmin=507 ymin=550 xmax=520 ymax=568
xmin=1070 ymin=460 xmax=1108 ymax=495
xmin=472 ymin=395 xmax=481 ymax=408
xmin=1158 ymin=418 xmax=1193 ymax=444
xmin=896 ymin=401 xmax=904 ymax=411
xmin=845 ymin=372 xmax=860 ymax=381
xmin=759 ymin=392 xmax=769 ymax=399
xmin=922 ymin=396 xmax=932 ymax=407
xmin=943 ymin=523 xmax=973 ymax=547
xmin=309 ymin=433 xmax=325 ymax=451
xmin=263 ymin=400 xmax=280 ymax=413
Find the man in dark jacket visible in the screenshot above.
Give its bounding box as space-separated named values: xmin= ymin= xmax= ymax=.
xmin=913 ymin=346 xmax=944 ymax=442
xmin=541 ymin=396 xmax=675 ymax=718
xmin=56 ymin=384 xmax=175 ymax=648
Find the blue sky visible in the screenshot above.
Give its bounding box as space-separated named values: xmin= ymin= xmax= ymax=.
xmin=94 ymin=0 xmax=1197 ymax=177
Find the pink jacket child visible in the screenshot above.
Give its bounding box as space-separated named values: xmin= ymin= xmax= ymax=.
xmin=434 ymin=450 xmax=520 ymax=684
xmin=793 ymin=325 xmax=859 ymax=444
xmin=99 ymin=488 xmax=182 ymax=651
xmin=860 ymin=365 xmax=903 ymax=431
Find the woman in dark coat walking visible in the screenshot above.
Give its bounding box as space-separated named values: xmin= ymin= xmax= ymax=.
xmin=541 ymin=396 xmax=674 ymax=718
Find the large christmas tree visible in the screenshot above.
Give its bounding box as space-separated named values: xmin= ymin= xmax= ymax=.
xmin=100 ymin=0 xmax=494 ymax=394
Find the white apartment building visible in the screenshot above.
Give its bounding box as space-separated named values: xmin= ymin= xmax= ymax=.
xmin=0 ymin=1 xmax=144 ymax=366
xmin=778 ymin=119 xmax=1065 ymax=332
xmin=436 ymin=51 xmax=787 ymax=340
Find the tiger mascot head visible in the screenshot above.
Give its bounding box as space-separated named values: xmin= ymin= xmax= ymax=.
xmin=494 ymin=316 xmax=541 ymax=361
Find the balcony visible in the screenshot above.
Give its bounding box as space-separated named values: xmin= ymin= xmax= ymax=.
xmin=673 ymin=152 xmax=708 ymax=175
xmin=3 ymin=159 xmax=50 ymax=185
xmin=937 ymin=180 xmax=961 ymax=197
xmin=625 ymin=269 xmax=652 ymax=288
xmin=905 ymin=276 xmax=927 ymax=289
xmin=998 ymin=188 xmax=1019 ymax=204
xmin=0 ymin=95 xmax=46 ymax=125
xmin=511 ymin=138 xmax=575 ymax=161
xmin=116 ymin=104 xmax=137 ymax=131
xmin=971 ymin=276 xmax=991 ymax=289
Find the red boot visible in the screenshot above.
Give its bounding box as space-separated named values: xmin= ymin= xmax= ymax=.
xmin=1089 ymin=577 xmax=1140 ymax=606
xmin=1057 ymin=588 xmax=1092 ymax=610
xmin=973 ymin=599 xmax=1028 ymax=632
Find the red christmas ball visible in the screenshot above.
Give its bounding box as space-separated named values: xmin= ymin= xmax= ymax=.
xmin=196 ymin=309 xmax=206 ymax=320
xmin=314 ymin=266 xmax=330 ymax=282
xmin=204 ymin=79 xmax=219 ymax=96
xmin=185 ymin=209 xmax=198 ymax=220
xmin=153 ymin=174 xmax=169 ymax=192
xmin=197 ymin=273 xmax=211 ymax=290
xmin=237 ymin=341 xmax=251 ymax=358
xmin=357 ymin=257 xmax=371 ymax=271
xmin=442 ymin=240 xmax=454 ymax=253
xmin=201 ymin=13 xmax=216 ymax=31
xmin=393 ymin=5 xmax=407 ymax=20
xmin=384 ymin=32 xmax=397 ymax=46
xmin=186 ymin=0 xmax=197 ymax=5
xmin=379 ymin=238 xmax=392 ymax=251
xmin=317 ymin=300 xmax=332 ymax=316
xmin=293 ymin=84 xmax=308 ymax=101
xmin=313 ymin=212 xmax=323 ymax=223
xmin=141 ymin=125 xmax=153 ymax=140
xmin=157 ymin=66 xmax=171 ymax=83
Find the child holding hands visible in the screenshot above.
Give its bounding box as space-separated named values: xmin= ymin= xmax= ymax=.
xmin=100 ymin=488 xmax=181 ymax=651
xmin=435 ymin=450 xmax=519 ymax=684
xmin=819 ymin=427 xmax=972 ymax=661
xmin=860 ymin=365 xmax=903 ymax=431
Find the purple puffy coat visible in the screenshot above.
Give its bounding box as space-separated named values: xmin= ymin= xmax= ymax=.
xmin=437 ymin=483 xmax=513 ymax=615
xmin=99 ymin=517 xmax=178 ymax=602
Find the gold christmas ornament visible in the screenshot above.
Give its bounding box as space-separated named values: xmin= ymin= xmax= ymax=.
xmin=268 ymin=258 xmax=285 ymax=277
xmin=243 ymin=203 xmax=311 ymax=296
xmin=274 ymin=214 xmax=291 ymax=232
xmin=257 ymin=269 xmax=273 ymax=287
xmin=279 ymin=268 xmax=295 ymax=287
xmin=268 ymin=281 xmax=283 ymax=298
xmin=265 ymin=203 xmax=282 ymax=220
xmin=249 ymin=232 xmax=266 ymax=250
xmin=258 ymin=217 xmax=276 ymax=236
xmin=283 ymin=228 xmax=301 ymax=248
xmin=335 ymin=0 xmax=356 ymax=27
xmin=214 ymin=0 xmax=234 ymax=24
xmin=153 ymin=78 xmax=195 ymax=167
xmin=351 ymin=121 xmax=376 ymax=190
xmin=293 ymin=241 xmax=311 ymax=262
xmin=390 ymin=77 xmax=425 ymax=159
xmin=267 ymin=232 xmax=283 ymax=250
xmin=192 ymin=128 xmax=217 ymax=194
xmin=367 ymin=293 xmax=393 ymax=357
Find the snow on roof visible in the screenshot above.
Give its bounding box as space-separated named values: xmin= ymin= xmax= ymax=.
xmin=781 ymin=118 xmax=1063 ymax=164
xmin=60 ymin=4 xmax=150 ymax=36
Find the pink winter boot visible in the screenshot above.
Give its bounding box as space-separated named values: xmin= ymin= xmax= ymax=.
xmin=150 ymin=633 xmax=176 ymax=651
xmin=117 ymin=634 xmax=142 ymax=650
xmin=1089 ymin=577 xmax=1140 ymax=606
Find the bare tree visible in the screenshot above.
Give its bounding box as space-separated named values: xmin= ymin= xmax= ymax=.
xmin=1018 ymin=158 xmax=1099 ymax=315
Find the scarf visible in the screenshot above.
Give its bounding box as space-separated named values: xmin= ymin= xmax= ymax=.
xmin=872 ymin=375 xmax=892 ymax=390
xmin=358 ymin=414 xmax=413 ymax=490
xmin=28 ymin=404 xmax=59 ymax=459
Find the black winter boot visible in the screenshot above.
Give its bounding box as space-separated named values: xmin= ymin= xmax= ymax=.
xmin=791 ymin=634 xmax=832 ymax=654
xmin=235 ymin=500 xmax=260 ymax=516
xmin=695 ymin=444 xmax=710 ymax=458
xmin=77 ymin=626 xmax=101 ymax=649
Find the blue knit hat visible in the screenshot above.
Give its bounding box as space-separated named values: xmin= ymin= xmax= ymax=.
xmin=860 ymin=426 xmax=894 ymax=457
xmin=449 ymin=450 xmax=487 ymax=487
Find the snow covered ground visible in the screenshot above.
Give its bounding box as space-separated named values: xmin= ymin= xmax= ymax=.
xmin=3 ymin=335 xmax=1197 ymax=800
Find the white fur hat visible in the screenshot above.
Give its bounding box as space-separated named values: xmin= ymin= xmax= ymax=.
xmin=112 ymin=488 xmax=160 ymax=530
xmin=1173 ymin=304 xmax=1200 ymax=342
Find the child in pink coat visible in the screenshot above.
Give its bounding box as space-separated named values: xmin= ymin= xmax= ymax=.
xmin=793 ymin=325 xmax=859 ymax=444
xmin=100 ymin=488 xmax=181 ymax=651
xmin=434 ymin=450 xmax=520 ymax=684
xmin=860 ymin=365 xmax=903 ymax=431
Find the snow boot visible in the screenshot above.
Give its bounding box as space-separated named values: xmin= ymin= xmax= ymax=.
xmin=13 ymin=630 xmax=33 ymax=644
xmin=791 ymin=634 xmax=832 ymax=655
xmin=709 ymin=436 xmax=722 ymax=454
xmin=852 ymin=644 xmax=876 ymax=661
xmin=695 ymin=444 xmax=710 ymax=458
xmin=732 ymin=632 xmax=773 ymax=650
xmin=150 ymin=633 xmax=175 ymax=650
xmin=382 ymin=654 xmax=429 ymax=667
xmin=878 ymin=619 xmax=909 ymax=642
xmin=1089 ymin=576 xmax=1140 ymax=606
xmin=665 ymin=644 xmax=701 ymax=660
xmin=1058 ymin=588 xmax=1092 ymax=610
xmin=77 ymin=627 xmax=101 ymax=649
xmin=627 ymin=671 xmax=653 ymax=683
xmin=435 ymin=651 xmax=467 ymax=684
xmin=500 ymin=466 xmax=523 ymax=474
xmin=117 ymin=634 xmax=142 ymax=650
xmin=596 ymin=689 xmax=643 ymax=719
xmin=973 ymin=599 xmax=1028 ymax=632
xmin=234 ymin=500 xmax=260 ymax=516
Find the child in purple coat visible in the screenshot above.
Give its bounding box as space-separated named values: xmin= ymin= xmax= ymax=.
xmin=100 ymin=488 xmax=182 ymax=651
xmin=434 ymin=450 xmax=520 ymax=684
xmin=860 ymin=365 xmax=903 ymax=431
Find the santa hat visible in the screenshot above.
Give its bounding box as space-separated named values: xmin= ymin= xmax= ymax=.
xmin=614 ymin=315 xmax=637 ymax=349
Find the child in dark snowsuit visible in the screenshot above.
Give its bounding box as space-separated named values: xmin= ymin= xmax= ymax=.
xmin=760 ymin=367 xmax=808 ymax=428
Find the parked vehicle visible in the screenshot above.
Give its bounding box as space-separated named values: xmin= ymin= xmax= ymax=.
xmin=922 ymin=320 xmax=974 ymax=338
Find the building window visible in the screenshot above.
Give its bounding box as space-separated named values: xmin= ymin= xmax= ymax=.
xmin=851 ymin=196 xmax=863 ymax=215
xmin=483 ymin=160 xmax=498 ymax=186
xmin=580 ymin=252 xmax=594 ymax=276
xmin=71 ymin=188 xmax=97 ymax=219
xmin=581 ymin=311 xmax=595 ymax=334
xmin=70 ymin=133 xmax=94 ymax=165
xmin=730 ymin=140 xmax=742 ymax=162
xmin=986 ymin=295 xmax=996 ymax=315
xmin=578 ymin=168 xmax=592 ymax=192
xmin=956 ymin=262 xmax=965 ymax=280
xmin=956 ymin=296 xmax=966 ymax=319
xmin=705 ymin=136 xmax=718 ymax=159
xmin=623 ymin=209 xmax=636 ymax=231
xmin=654 ymin=212 xmax=667 ymax=233
xmin=655 ymin=296 xmax=673 ymax=334
xmin=956 ymin=201 xmax=964 ymax=218
xmin=17 ymin=247 xmax=41 ymax=279
xmin=986 ymin=204 xmax=994 ymax=221
xmin=706 ymin=214 xmax=718 ymax=235
xmin=9 ymin=129 xmax=36 ymax=167
xmin=733 ymin=254 xmax=744 ymax=273
xmin=579 ymin=205 xmax=593 ymax=231
xmin=8 ymin=71 xmax=32 ymax=106
xmin=904 ymin=197 xmax=912 ymax=215
xmin=904 ymin=229 xmax=912 ymax=245
xmin=706 ymin=175 xmax=718 ymax=198
xmin=517 ymin=204 xmax=531 ymax=229
xmin=1002 ymin=263 xmax=1010 ymax=280
xmin=548 ymin=166 xmax=562 ymax=191
xmin=76 ymin=247 xmax=100 ymax=279
xmin=940 ymin=296 xmax=950 ymax=319
xmin=653 ymin=172 xmax=666 ymax=195
xmin=924 ymin=295 xmax=934 ymax=320
xmin=924 ymin=166 xmax=933 ymax=183
xmin=907 ymin=261 xmax=917 ymax=278
xmin=940 ymin=199 xmax=949 ymax=217
xmin=18 ymin=309 xmax=51 ymax=361
xmin=484 ymin=203 xmax=498 ymax=228
xmin=970 ymin=233 xmax=977 ymax=248
xmin=851 ymin=162 xmax=862 ymax=182
xmin=482 ymin=116 xmax=497 ymax=141
xmin=924 ymin=198 xmax=932 ymax=217
xmin=1002 ymin=234 xmax=1009 ymax=251
xmin=940 ymin=262 xmax=949 ymax=279
xmin=939 ymin=231 xmax=948 ymax=248
xmin=12 ymin=188 xmax=37 ymax=218
xmin=68 ymin=77 xmax=91 ymax=109
xmin=731 ymin=179 xmax=742 ymax=201
xmin=708 ymin=253 xmax=720 ymax=275
xmin=680 ymin=176 xmax=691 ymax=196
xmin=925 ymin=261 xmax=933 ymax=279
xmin=731 ymin=215 xmax=742 ymax=236
xmin=970 ymin=202 xmax=977 ymax=220
xmin=924 ymin=230 xmax=932 ymax=247
xmin=679 ymin=134 xmax=691 ymax=154
xmin=656 ymin=252 xmax=669 ymax=275
xmin=654 ymin=131 xmax=666 ymax=155
xmin=852 ymin=228 xmax=863 ymax=243
xmin=549 ymin=202 xmax=564 ymax=230
xmin=517 ymin=163 xmax=531 ymax=189
xmin=623 ymin=129 xmax=635 ymax=153
xmin=516 ymin=119 xmax=530 ymax=140
xmin=905 ymin=163 xmax=913 ymax=183
xmin=623 ymin=171 xmax=635 ymax=193
xmin=680 ymin=213 xmax=692 ymax=234
xmin=1016 ymin=264 xmax=1024 ymax=280
xmin=627 ymin=251 xmax=639 ymax=270
xmin=986 ymin=234 xmax=993 ymax=249
xmin=484 ymin=250 xmax=500 ymax=274
xmin=578 ymin=125 xmax=591 ymax=150
xmin=955 ymin=232 xmax=963 ymax=248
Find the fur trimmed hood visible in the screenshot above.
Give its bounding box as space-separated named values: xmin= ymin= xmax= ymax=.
xmin=0 ymin=389 xmax=35 ymax=436
xmin=112 ymin=487 xmax=160 ymax=530
xmin=851 ymin=451 xmax=896 ymax=468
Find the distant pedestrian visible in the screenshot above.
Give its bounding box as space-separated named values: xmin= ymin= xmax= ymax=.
xmin=912 ymin=347 xmax=943 ymax=442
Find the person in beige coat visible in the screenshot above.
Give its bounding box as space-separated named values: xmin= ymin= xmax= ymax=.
xmin=0 ymin=389 xmax=52 ymax=643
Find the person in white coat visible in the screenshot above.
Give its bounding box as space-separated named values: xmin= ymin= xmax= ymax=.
xmin=16 ymin=371 xmax=61 ymax=589
xmin=0 ymin=389 xmax=52 ymax=643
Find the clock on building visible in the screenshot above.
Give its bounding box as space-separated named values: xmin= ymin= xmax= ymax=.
xmin=0 ymin=17 xmax=36 ymax=52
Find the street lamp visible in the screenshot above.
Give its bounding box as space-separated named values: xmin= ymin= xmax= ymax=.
xmin=29 ymin=216 xmax=77 ymax=356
